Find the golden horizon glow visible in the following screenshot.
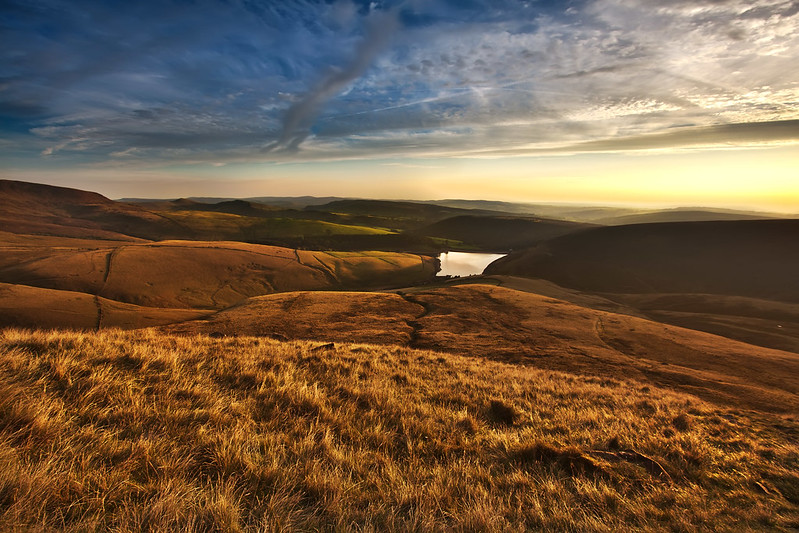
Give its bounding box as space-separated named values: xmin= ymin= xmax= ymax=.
xmin=5 ymin=144 xmax=797 ymax=214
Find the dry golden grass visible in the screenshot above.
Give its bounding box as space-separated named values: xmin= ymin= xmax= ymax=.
xmin=600 ymin=292 xmax=799 ymax=354
xmin=0 ymin=283 xmax=211 ymax=330
xmin=400 ymin=285 xmax=799 ymax=413
xmin=162 ymin=284 xmax=799 ymax=414
xmin=0 ymin=240 xmax=437 ymax=309
xmin=1 ymin=328 xmax=797 ymax=531
xmin=0 ymin=231 xmax=144 ymax=248
xmin=165 ymin=291 xmax=418 ymax=345
xmin=161 ymin=210 xmax=395 ymax=238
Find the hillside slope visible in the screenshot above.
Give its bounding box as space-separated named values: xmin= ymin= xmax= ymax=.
xmin=0 ymin=282 xmax=210 ymax=330
xmin=415 ymin=215 xmax=589 ymax=251
xmin=595 ymin=208 xmax=778 ymax=226
xmin=162 ymin=284 xmax=799 ymax=413
xmin=486 ymin=220 xmax=799 ymax=302
xmin=603 ymin=292 xmax=799 ymax=354
xmin=0 ymin=240 xmax=437 ymax=309
xmin=0 ymin=179 xmax=185 ymax=240
xmin=1 ymin=328 xmax=796 ymax=531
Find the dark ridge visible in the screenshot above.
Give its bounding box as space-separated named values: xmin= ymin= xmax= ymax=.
xmin=0 ymin=179 xmax=191 ymax=241
xmin=415 ymin=215 xmax=591 ymax=251
xmin=486 ymin=219 xmax=799 ymax=302
xmin=596 ymin=209 xmax=780 ymax=226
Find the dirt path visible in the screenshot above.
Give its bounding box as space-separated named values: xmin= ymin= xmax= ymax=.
xmin=93 ymin=294 xmax=103 ymax=331
xmin=294 ymin=249 xmax=338 ymax=285
xmin=593 ymin=317 xmax=636 ymax=356
xmin=397 ymin=292 xmax=432 ymax=347
xmin=101 ymin=246 xmax=126 ymax=288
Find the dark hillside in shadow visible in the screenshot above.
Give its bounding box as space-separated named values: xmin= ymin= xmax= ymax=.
xmin=487 ymin=219 xmax=799 ymax=302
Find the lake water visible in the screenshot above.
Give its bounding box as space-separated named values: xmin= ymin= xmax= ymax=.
xmin=437 ymin=252 xmax=506 ymax=277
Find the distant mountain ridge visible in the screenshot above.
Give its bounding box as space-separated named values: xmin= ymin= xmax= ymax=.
xmin=4 ymin=180 xmax=796 ymax=256
xmin=594 ymin=208 xmax=780 ymax=226
xmin=121 ymin=193 xmax=793 ymax=223
xmin=120 ymin=196 xmax=349 ymax=208
xmin=415 ymin=214 xmax=591 ymax=251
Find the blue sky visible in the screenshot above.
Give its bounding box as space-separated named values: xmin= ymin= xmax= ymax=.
xmin=1 ymin=0 xmax=798 ymax=208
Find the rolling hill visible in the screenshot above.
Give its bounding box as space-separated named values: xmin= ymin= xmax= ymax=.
xmin=415 ymin=214 xmax=590 ymax=251
xmin=0 ymin=179 xmax=181 ymax=240
xmin=474 ymin=274 xmax=799 ymax=355
xmin=485 ymin=219 xmax=799 ymax=302
xmin=594 ymin=208 xmax=780 ymax=226
xmin=0 ymin=282 xmax=210 ymax=330
xmin=0 ymin=238 xmax=437 ymax=309
xmin=162 ymin=284 xmax=799 ymax=414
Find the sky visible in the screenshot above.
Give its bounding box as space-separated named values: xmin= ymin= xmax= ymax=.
xmin=1 ymin=0 xmax=798 ymax=211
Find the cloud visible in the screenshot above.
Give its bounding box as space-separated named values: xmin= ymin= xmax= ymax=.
xmin=569 ymin=119 xmax=799 ymax=153
xmin=264 ymin=7 xmax=401 ymax=152
xmin=2 ymin=0 xmax=799 ymax=168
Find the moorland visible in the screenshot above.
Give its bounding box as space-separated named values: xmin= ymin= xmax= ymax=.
xmin=1 ymin=178 xmax=798 ymax=531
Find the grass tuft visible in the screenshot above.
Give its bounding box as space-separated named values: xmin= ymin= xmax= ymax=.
xmin=486 ymin=399 xmax=517 ymax=426
xmin=672 ymin=413 xmax=693 ymax=431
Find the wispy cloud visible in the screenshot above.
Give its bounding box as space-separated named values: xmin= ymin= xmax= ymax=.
xmin=1 ymin=0 xmax=798 ymax=169
xmin=265 ymin=7 xmax=401 ymax=153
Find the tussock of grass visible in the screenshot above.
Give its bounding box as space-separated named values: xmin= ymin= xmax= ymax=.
xmin=0 ymin=328 xmax=797 ymax=531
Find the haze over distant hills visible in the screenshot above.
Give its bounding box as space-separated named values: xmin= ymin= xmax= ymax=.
xmin=2 ymin=180 xmax=599 ymax=252
xmin=593 ymin=207 xmax=782 ymax=226
xmin=120 ymin=192 xmax=792 ymax=224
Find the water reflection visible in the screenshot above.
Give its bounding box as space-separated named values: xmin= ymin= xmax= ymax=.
xmin=437 ymin=252 xmax=506 ymax=277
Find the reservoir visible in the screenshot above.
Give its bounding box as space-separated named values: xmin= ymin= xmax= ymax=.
xmin=437 ymin=251 xmax=506 ymax=277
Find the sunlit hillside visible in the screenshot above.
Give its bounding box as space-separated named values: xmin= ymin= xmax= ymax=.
xmin=0 ymin=236 xmax=437 ymax=310
xmin=162 ymin=284 xmax=799 ymax=414
xmin=1 ymin=329 xmax=797 ymax=531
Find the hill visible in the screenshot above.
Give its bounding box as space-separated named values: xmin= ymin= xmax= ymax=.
xmin=308 ymin=199 xmax=509 ymax=230
xmin=1 ymin=328 xmax=796 ymax=531
xmin=476 ymin=275 xmax=799 ymax=355
xmin=486 ymin=219 xmax=799 ymax=302
xmin=0 ymin=239 xmax=437 ymax=309
xmin=0 ymin=179 xmax=186 ymax=240
xmin=415 ymin=215 xmax=590 ymax=251
xmin=177 ymin=199 xmax=278 ymax=217
xmin=150 ymin=209 xmax=394 ymax=242
xmin=162 ymin=284 xmax=799 ymax=414
xmin=595 ymin=208 xmax=779 ymax=226
xmin=0 ymin=181 xmax=402 ymax=247
xmin=0 ymin=282 xmax=209 ymax=330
